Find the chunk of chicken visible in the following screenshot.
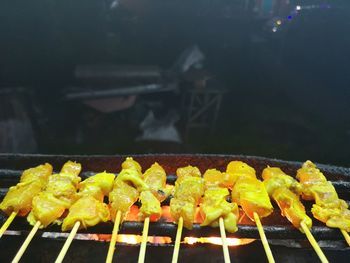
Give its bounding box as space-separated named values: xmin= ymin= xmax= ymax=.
xmin=27 ymin=161 xmax=82 ymax=227
xmin=62 ymin=196 xmax=110 ymax=231
xmin=297 ymin=161 xmax=350 ymax=231
xmin=200 ymin=188 xmax=239 ymax=233
xmin=138 ymin=190 xmax=162 ymax=220
xmin=0 ymin=163 xmax=52 ymax=216
xmin=232 ymin=177 xmax=273 ymax=220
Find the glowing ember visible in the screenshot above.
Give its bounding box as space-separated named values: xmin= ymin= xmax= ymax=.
xmin=184 ymin=237 xmax=255 ymax=246
xmin=115 ymin=234 xmax=172 ymax=244
xmin=118 ymin=234 xmax=140 ymax=244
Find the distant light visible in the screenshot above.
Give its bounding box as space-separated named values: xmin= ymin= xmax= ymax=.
xmin=287 ymin=15 xmax=292 ymax=20
xmin=276 ymin=20 xmax=282 ymax=25
xmin=296 ymin=5 xmax=301 ymax=10
xmin=272 ymin=27 xmax=277 ymax=32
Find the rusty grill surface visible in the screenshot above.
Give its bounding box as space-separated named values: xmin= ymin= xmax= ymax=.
xmin=0 ymin=154 xmax=350 ymax=262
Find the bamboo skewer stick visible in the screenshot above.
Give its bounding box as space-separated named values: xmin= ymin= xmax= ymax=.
xmin=0 ymin=211 xmax=17 ymax=238
xmin=106 ymin=210 xmax=122 ymax=263
xmin=55 ymin=221 xmax=81 ymax=263
xmin=219 ymin=217 xmax=231 ymax=263
xmin=300 ymin=222 xmax=329 ymax=263
xmin=12 ymin=221 xmax=41 ymax=263
xmin=171 ymin=216 xmax=183 ymax=263
xmin=138 ymin=217 xmax=150 ymax=263
xmin=340 ymin=229 xmax=350 ymax=246
xmin=253 ymin=212 xmax=275 ymax=263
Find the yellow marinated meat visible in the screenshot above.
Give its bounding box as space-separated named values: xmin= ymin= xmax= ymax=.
xmin=176 ymin=165 xmax=201 ymax=181
xmin=312 ymin=205 xmax=350 ymax=230
xmin=78 ymin=171 xmax=115 ymax=201
xmin=226 ymin=161 xmax=256 ymax=186
xmin=27 ymin=192 xmax=70 ymax=227
xmin=262 ymin=166 xmax=311 ymax=232
xmin=138 ymin=190 xmax=162 ymax=220
xmin=170 ymin=166 xmax=205 ymax=229
xmin=138 ymin=162 xmax=170 ymax=220
xmin=78 ymin=184 xmax=104 ymax=202
xmin=115 ymin=168 xmax=149 ymax=192
xmin=262 ymin=167 xmax=302 ymax=196
xmin=143 ymin=162 xmax=169 ymax=201
xmin=109 ymin=181 xmax=138 ymax=219
xmin=209 ymin=212 xmax=239 ymax=233
xmin=0 ymin=163 xmax=52 ymax=216
xmin=203 ymin=169 xmax=224 ymax=188
xmin=297 ymin=161 xmax=350 ymax=231
xmin=61 ymin=161 xmax=83 ymax=178
xmin=227 ymin=161 xmax=272 ymax=220
xmin=297 ymin=161 xmax=328 ymax=200
xmin=202 ymin=167 xmax=240 ymax=232
xmin=202 ymin=168 xmax=237 ymax=189
xmin=170 ymin=198 xmax=196 ymax=229
xmin=44 ymin=174 xmax=80 ymax=205
xmin=272 ymin=188 xmax=312 ymax=231
xmin=27 ymin=161 xmax=82 ymax=227
xmin=19 ymin=163 xmax=53 ymax=184
xmin=109 ymin=164 xmax=145 ymax=221
xmin=62 ymin=196 xmax=109 ymax=231
xmin=121 ymin=157 xmax=142 ymax=175
xmin=61 ymin=172 xmax=115 ymax=231
xmin=173 ymin=176 xmax=205 ymax=204
xmin=232 ymin=177 xmax=273 ymax=220
xmin=200 ymin=188 xmax=239 ymax=233
xmin=310 ymin=182 xmax=346 ymax=209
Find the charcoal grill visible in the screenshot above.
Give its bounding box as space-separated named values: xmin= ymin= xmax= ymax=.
xmin=0 ymin=154 xmax=350 ymax=262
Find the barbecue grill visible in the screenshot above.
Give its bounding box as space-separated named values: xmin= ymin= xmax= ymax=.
xmin=0 ymin=154 xmax=349 ymax=262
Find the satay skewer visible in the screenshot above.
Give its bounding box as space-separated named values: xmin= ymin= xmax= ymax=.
xmin=137 ymin=162 xmax=170 ymax=263
xmin=55 ymin=221 xmax=81 ymax=263
xmin=226 ymin=161 xmax=275 ymax=263
xmin=262 ymin=166 xmax=329 ymax=262
xmin=253 ymin=212 xmax=275 ymax=263
xmin=106 ymin=157 xmax=147 ymax=263
xmin=138 ymin=216 xmax=150 ymax=263
xmin=12 ymin=161 xmax=81 ymax=262
xmin=171 ymin=216 xmax=183 ymax=263
xmin=1 ymin=163 xmax=53 ymax=239
xmin=12 ymin=221 xmax=41 ymax=263
xmin=0 ymin=211 xmax=17 ymax=238
xmin=297 ymin=161 xmax=350 ymax=249
xmin=54 ymin=171 xmax=115 ymax=263
xmin=106 ymin=210 xmax=122 ymax=263
xmin=219 ymin=217 xmax=231 ymax=263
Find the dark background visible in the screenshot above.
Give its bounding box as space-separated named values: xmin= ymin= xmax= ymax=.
xmin=0 ymin=0 xmax=349 ymax=167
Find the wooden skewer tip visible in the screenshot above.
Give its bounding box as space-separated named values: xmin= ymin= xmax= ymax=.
xmin=253 ymin=212 xmax=275 ymax=263
xmin=300 ymin=221 xmax=329 ymax=263
xmin=0 ymin=211 xmax=17 ymax=238
xmin=12 ymin=221 xmax=41 ymax=263
xmin=106 ymin=210 xmax=122 ymax=263
xmin=138 ymin=217 xmax=150 ymax=263
xmin=219 ymin=217 xmax=231 ymax=263
xmin=55 ymin=221 xmax=81 ymax=263
xmin=171 ymin=216 xmax=183 ymax=263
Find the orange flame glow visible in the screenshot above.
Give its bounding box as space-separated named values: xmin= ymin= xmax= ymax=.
xmin=184 ymin=237 xmax=255 ymax=246
xmin=96 ymin=234 xmax=173 ymax=244
xmin=96 ymin=234 xmax=254 ymax=246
